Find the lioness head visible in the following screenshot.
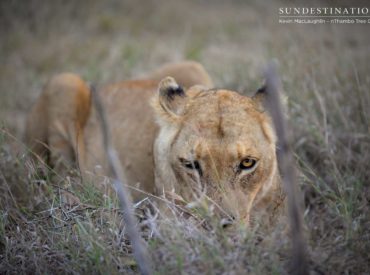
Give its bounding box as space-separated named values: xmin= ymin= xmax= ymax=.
xmin=152 ymin=77 xmax=280 ymax=227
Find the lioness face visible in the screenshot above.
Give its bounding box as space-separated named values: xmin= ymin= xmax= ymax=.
xmin=152 ymin=77 xmax=278 ymax=226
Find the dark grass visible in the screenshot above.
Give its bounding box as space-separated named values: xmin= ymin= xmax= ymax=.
xmin=1 ymin=0 xmax=370 ymax=273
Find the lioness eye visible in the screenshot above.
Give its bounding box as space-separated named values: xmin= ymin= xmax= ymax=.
xmin=179 ymin=158 xmax=202 ymax=175
xmin=239 ymin=158 xmax=257 ymax=170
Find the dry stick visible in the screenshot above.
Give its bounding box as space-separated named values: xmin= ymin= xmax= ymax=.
xmin=263 ymin=62 xmax=309 ymax=275
xmin=91 ymin=86 xmax=152 ymax=275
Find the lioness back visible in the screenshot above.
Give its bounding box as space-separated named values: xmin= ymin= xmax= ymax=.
xmin=147 ymin=60 xmax=213 ymax=88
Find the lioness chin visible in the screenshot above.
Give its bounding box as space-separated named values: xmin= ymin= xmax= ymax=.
xmin=25 ymin=61 xmax=284 ymax=227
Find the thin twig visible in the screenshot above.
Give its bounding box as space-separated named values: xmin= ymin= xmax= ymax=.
xmin=263 ymin=61 xmax=309 ymax=275
xmin=91 ymin=85 xmax=152 ymax=275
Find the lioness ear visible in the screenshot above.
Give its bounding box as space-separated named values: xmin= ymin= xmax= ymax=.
xmin=152 ymin=76 xmax=187 ymax=123
xmin=252 ymin=85 xmax=266 ymax=112
xmin=251 ymin=85 xmax=278 ymax=144
xmin=253 ymin=84 xmax=288 ymax=113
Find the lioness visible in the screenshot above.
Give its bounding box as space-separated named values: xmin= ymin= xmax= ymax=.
xmin=25 ymin=61 xmax=283 ymax=226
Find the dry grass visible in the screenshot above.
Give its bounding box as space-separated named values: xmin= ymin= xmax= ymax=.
xmin=1 ymin=0 xmax=370 ymax=273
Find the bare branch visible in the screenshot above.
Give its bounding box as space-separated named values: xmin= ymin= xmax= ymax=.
xmin=263 ymin=61 xmax=309 ymax=275
xmin=91 ymin=85 xmax=152 ymax=275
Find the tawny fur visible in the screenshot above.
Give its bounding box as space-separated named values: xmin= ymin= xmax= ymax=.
xmin=25 ymin=61 xmax=284 ymax=226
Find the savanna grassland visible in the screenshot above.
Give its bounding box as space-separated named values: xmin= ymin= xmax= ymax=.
xmin=0 ymin=0 xmax=369 ymax=274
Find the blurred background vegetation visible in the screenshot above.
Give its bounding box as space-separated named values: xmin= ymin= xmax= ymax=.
xmin=0 ymin=0 xmax=369 ymax=273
